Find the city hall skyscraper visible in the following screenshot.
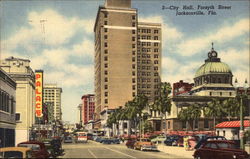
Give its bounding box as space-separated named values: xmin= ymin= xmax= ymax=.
xmin=94 ymin=0 xmax=161 ymax=128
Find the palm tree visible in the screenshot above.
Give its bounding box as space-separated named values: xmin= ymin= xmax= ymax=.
xmin=222 ymin=98 xmax=240 ymax=121
xmin=151 ymin=82 xmax=172 ymax=132
xmin=204 ymin=98 xmax=225 ymax=130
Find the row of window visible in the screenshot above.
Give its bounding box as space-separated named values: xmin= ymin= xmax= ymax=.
xmin=138 ymin=42 xmax=159 ymax=47
xmin=138 ymin=78 xmax=160 ymax=83
xmin=138 ymin=35 xmax=159 ymax=40
xmin=138 ymin=84 xmax=159 ymax=89
xmin=0 ymin=91 xmax=15 ymax=114
xmin=139 ymin=48 xmax=159 ymax=53
xmin=103 ymin=13 xmax=136 ymax=20
xmin=138 ymin=29 xmax=159 ymax=34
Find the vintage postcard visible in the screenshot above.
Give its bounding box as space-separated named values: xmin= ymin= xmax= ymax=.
xmin=0 ymin=0 xmax=249 ymax=158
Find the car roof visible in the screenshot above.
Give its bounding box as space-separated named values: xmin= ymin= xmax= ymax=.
xmin=0 ymin=147 xmax=31 ymax=152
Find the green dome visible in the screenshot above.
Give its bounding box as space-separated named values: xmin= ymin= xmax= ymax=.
xmin=195 ymin=62 xmax=232 ymax=78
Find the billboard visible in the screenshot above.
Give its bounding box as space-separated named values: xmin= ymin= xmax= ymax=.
xmin=35 ymin=70 xmax=43 ymax=118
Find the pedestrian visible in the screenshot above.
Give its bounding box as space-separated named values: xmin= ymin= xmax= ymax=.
xmin=183 ymin=136 xmax=189 ymax=151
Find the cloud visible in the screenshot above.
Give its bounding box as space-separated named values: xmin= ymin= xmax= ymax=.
xmin=162 ymin=56 xmax=202 ymax=84
xmin=2 ymin=9 xmax=94 ymax=51
xmin=176 ymin=18 xmax=249 ymax=56
xmin=73 ymin=39 xmax=94 ymax=57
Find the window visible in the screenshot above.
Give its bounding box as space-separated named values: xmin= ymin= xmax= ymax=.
xmin=182 ymin=121 xmax=186 ymax=129
xmin=105 ymin=99 xmax=108 ymax=104
xmin=104 ymin=42 xmax=108 ymax=47
xmin=104 ymin=13 xmax=108 ymax=18
xmin=132 ymin=37 xmax=135 ymax=41
xmin=168 ymin=121 xmax=170 ymax=129
xmin=154 ymin=66 xmax=158 ymax=70
xmin=194 ymin=120 xmax=198 ymax=129
xmin=147 ymin=29 xmax=151 ymax=33
xmin=154 ymin=60 xmax=158 ymax=64
xmin=154 ymin=49 xmax=159 ymax=52
xmin=16 ymin=113 xmax=21 ymax=121
xmin=132 ymin=85 xmax=136 ymax=90
xmin=132 ymin=71 xmax=135 ymax=76
xmin=104 ymin=85 xmax=108 ymax=89
xmin=132 ymin=64 xmax=136 ymax=69
xmin=132 ymin=78 xmax=136 ymax=83
xmin=204 ymin=120 xmax=209 ymax=129
xmin=104 ymin=35 xmax=108 ymax=39
xmin=154 ymin=72 xmax=159 ymax=76
xmin=104 ymin=63 xmax=108 ymax=68
xmin=104 ymin=77 xmax=108 ymax=82
xmin=147 ymin=36 xmax=151 ymax=40
xmin=142 ymin=29 xmax=146 ymax=33
xmin=104 ymin=49 xmax=108 ymax=54
xmin=132 ymin=57 xmax=135 ymax=62
xmin=132 ymin=22 xmax=135 ymax=27
xmin=104 ymin=28 xmax=108 ymax=32
xmin=132 ymin=92 xmax=135 ymax=97
xmin=104 ymin=21 xmax=107 ymax=25
xmin=154 ymin=43 xmax=159 ymax=46
xmin=132 ymin=15 xmax=136 ymax=20
xmin=210 ymin=92 xmax=212 ymax=96
xmin=104 ymin=56 xmax=108 ymax=61
xmin=154 ymin=30 xmax=159 ymax=34
xmin=132 ymin=44 xmax=136 ymax=48
xmin=132 ymin=51 xmax=136 ymax=55
xmin=132 ymin=30 xmax=136 ymax=34
xmin=154 ymin=36 xmax=158 ymax=40
xmin=154 ymin=54 xmax=159 ymax=58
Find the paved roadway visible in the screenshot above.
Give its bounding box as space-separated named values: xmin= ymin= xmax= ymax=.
xmin=61 ymin=140 xmax=189 ymax=158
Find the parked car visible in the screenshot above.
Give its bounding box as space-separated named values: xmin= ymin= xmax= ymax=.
xmin=0 ymin=147 xmax=33 ymax=158
xmin=177 ymin=136 xmax=184 ymax=147
xmin=134 ymin=138 xmax=158 ymax=151
xmin=64 ymin=136 xmax=73 ymax=143
xmin=126 ymin=139 xmax=136 ymax=149
xmin=194 ymin=136 xmax=226 ymax=149
xmin=164 ymin=135 xmax=181 ymax=146
xmin=193 ymin=140 xmax=249 ymax=159
xmin=17 ymin=141 xmax=50 ymax=158
xmin=41 ymin=138 xmax=56 ymax=158
xmin=101 ymin=138 xmax=112 ymax=144
xmin=151 ymin=136 xmax=167 ymax=144
xmin=110 ymin=138 xmax=120 ymax=144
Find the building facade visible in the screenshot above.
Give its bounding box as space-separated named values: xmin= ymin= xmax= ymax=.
xmin=1 ymin=57 xmax=35 ymax=145
xmin=94 ymin=0 xmax=161 ymax=129
xmin=81 ymin=94 xmax=95 ymax=125
xmin=173 ymin=80 xmax=194 ymax=96
xmin=43 ymin=84 xmax=62 ymax=121
xmin=0 ymin=68 xmax=16 ymax=147
xmin=165 ymin=45 xmax=236 ymax=133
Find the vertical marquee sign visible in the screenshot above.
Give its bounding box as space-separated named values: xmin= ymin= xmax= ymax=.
xmin=35 ymin=70 xmax=43 ymax=118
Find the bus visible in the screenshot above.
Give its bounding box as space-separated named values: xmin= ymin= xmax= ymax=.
xmin=76 ymin=132 xmax=87 ymax=143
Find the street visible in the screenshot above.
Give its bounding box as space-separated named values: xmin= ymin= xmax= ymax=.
xmin=61 ymin=141 xmax=191 ymax=158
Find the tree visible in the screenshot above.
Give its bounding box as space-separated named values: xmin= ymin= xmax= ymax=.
xmin=204 ymin=98 xmax=225 ymax=130
xmin=178 ymin=103 xmax=202 ymax=130
xmin=151 ymin=82 xmax=172 ymax=132
xmin=222 ymin=98 xmax=240 ymax=120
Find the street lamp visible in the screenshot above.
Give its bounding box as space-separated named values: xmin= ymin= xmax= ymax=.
xmin=235 ymin=78 xmax=248 ymax=150
xmin=137 ymin=113 xmax=142 ymax=141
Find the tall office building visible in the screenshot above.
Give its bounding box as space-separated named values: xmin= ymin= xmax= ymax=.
xmin=94 ymin=0 xmax=161 ymax=128
xmin=43 ymin=84 xmax=62 ymax=120
xmin=1 ymin=57 xmax=35 ymax=144
xmin=81 ymin=94 xmax=95 ymax=125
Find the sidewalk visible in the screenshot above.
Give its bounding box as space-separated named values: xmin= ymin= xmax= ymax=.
xmin=157 ymin=144 xmax=194 ymax=159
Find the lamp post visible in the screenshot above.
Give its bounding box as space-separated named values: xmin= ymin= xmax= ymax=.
xmin=235 ymin=79 xmax=248 ymax=150
xmin=137 ymin=113 xmax=141 ymax=141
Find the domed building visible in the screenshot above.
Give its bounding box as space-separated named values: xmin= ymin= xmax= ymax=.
xmin=164 ymin=44 xmax=237 ymax=133
xmin=191 ymin=44 xmax=236 ymax=97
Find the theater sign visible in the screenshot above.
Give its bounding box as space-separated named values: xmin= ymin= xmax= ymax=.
xmin=35 ymin=70 xmax=43 ymax=118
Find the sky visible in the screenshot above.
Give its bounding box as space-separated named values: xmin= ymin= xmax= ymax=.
xmin=0 ymin=0 xmax=249 ymax=123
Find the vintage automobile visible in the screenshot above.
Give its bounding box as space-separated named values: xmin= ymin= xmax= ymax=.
xmin=164 ymin=135 xmax=181 ymax=146
xmin=17 ymin=141 xmax=50 ymax=158
xmin=133 ymin=138 xmax=158 ymax=151
xmin=151 ymin=136 xmax=167 ymax=144
xmin=126 ymin=139 xmax=137 ymax=149
xmin=193 ymin=140 xmax=249 ymax=159
xmin=0 ymin=147 xmax=33 ymax=158
xmin=64 ymin=136 xmax=73 ymax=143
xmin=194 ymin=136 xmax=226 ymax=149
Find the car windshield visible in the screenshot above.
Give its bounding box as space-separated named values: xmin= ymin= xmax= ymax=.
xmin=1 ymin=151 xmax=23 ymax=158
xmin=19 ymin=144 xmax=40 ymax=151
